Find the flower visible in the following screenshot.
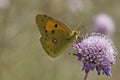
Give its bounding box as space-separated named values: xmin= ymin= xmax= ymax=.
xmin=73 ymin=33 xmax=117 ymax=77
xmin=0 ymin=0 xmax=10 ymax=10
xmin=67 ymin=0 xmax=92 ymax=12
xmin=93 ymin=13 xmax=115 ymax=36
xmin=67 ymin=0 xmax=84 ymax=12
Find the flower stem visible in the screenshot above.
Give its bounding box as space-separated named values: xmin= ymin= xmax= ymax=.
xmin=83 ymin=73 xmax=89 ymax=80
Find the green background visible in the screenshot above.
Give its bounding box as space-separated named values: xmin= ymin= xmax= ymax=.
xmin=0 ymin=0 xmax=120 ymax=80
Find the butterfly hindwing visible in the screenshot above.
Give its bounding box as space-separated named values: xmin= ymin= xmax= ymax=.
xmin=40 ymin=30 xmax=75 ymax=58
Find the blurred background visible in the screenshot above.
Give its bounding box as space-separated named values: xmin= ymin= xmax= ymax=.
xmin=0 ymin=0 xmax=120 ymax=80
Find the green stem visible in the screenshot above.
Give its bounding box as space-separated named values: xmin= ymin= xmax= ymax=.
xmin=83 ymin=73 xmax=89 ymax=80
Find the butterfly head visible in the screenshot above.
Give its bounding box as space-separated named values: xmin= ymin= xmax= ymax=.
xmin=71 ymin=30 xmax=80 ymax=38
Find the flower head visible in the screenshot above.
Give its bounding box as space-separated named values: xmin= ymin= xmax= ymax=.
xmin=73 ymin=33 xmax=117 ymax=77
xmin=67 ymin=0 xmax=84 ymax=12
xmin=93 ymin=13 xmax=115 ymax=36
xmin=0 ymin=0 xmax=10 ymax=10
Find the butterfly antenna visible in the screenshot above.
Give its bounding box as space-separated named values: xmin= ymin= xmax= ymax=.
xmin=74 ymin=17 xmax=87 ymax=43
xmin=75 ymin=16 xmax=87 ymax=30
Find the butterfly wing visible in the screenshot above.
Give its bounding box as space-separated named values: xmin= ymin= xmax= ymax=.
xmin=35 ymin=14 xmax=71 ymax=35
xmin=35 ymin=14 xmax=77 ymax=58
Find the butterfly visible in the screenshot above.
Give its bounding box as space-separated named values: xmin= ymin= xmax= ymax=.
xmin=35 ymin=14 xmax=83 ymax=58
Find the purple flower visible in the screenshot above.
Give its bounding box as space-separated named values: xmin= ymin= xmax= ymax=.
xmin=93 ymin=13 xmax=115 ymax=36
xmin=73 ymin=33 xmax=117 ymax=77
xmin=0 ymin=0 xmax=10 ymax=9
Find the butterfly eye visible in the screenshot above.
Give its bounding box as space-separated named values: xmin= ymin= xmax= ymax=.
xmin=54 ymin=24 xmax=58 ymax=27
xmin=52 ymin=38 xmax=57 ymax=44
xmin=52 ymin=30 xmax=55 ymax=34
xmin=43 ymin=26 xmax=45 ymax=29
xmin=45 ymin=30 xmax=47 ymax=32
xmin=41 ymin=19 xmax=44 ymax=22
xmin=44 ymin=15 xmax=47 ymax=17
